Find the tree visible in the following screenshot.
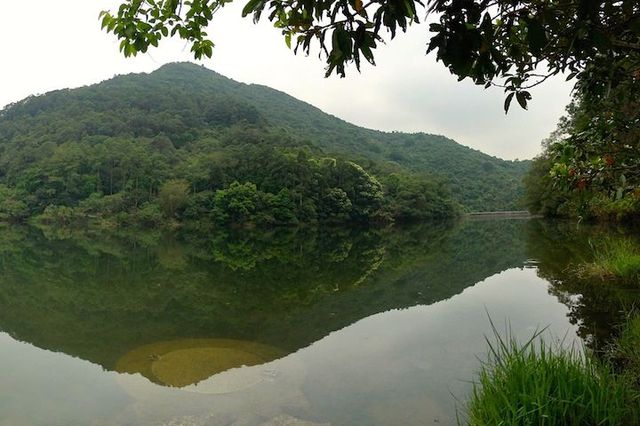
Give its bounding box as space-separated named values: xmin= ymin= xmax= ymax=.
xmin=331 ymin=161 xmax=384 ymax=220
xmin=102 ymin=0 xmax=639 ymax=110
xmin=523 ymin=71 xmax=640 ymax=221
xmin=0 ymin=185 xmax=29 ymax=222
xmin=320 ymin=187 xmax=352 ymax=222
xmin=213 ymin=181 xmax=259 ymax=223
xmin=549 ymin=79 xmax=639 ymax=200
xmin=158 ymin=178 xmax=190 ymax=218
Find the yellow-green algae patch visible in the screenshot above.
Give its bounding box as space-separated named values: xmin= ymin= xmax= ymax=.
xmin=116 ymin=338 xmax=286 ymax=388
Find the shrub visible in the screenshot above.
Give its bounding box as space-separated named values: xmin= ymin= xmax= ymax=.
xmin=589 ymin=194 xmax=640 ymax=222
xmin=38 ymin=205 xmax=83 ymax=225
xmin=78 ymin=192 xmax=127 ymax=216
xmin=132 ymin=202 xmax=164 ymax=226
xmin=158 ymin=179 xmax=190 ymax=218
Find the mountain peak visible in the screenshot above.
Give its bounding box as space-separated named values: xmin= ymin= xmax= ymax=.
xmin=155 ymin=61 xmax=212 ymax=73
xmin=151 ymin=62 xmax=227 ymax=80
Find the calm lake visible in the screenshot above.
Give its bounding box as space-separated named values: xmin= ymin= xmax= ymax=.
xmin=0 ymin=218 xmax=636 ymax=425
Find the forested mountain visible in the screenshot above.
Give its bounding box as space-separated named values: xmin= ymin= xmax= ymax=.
xmin=140 ymin=63 xmax=529 ymax=210
xmin=0 ymin=63 xmax=527 ymax=225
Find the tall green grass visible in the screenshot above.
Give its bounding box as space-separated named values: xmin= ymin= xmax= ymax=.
xmin=465 ymin=325 xmax=639 ymax=425
xmin=611 ymin=314 xmax=640 ymax=386
xmin=578 ymin=238 xmax=640 ymax=283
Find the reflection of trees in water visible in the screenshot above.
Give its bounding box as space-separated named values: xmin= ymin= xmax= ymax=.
xmin=0 ymin=219 xmax=528 ymax=377
xmin=525 ymin=220 xmax=640 ymax=350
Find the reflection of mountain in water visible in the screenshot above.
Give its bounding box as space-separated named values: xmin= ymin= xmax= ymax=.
xmin=0 ymin=219 xmax=528 ymax=383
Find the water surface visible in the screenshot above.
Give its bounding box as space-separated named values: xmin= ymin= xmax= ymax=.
xmin=0 ymin=219 xmax=634 ymax=425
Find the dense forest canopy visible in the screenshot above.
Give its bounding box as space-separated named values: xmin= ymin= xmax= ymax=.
xmin=0 ymin=63 xmax=528 ymax=226
xmin=99 ymin=1 xmax=639 ymax=223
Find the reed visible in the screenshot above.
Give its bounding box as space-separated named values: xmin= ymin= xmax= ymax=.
xmin=466 ymin=322 xmax=638 ymax=425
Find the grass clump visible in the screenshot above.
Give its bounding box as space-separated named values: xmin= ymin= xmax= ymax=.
xmin=577 ymin=238 xmax=640 ymax=283
xmin=466 ymin=326 xmax=639 ymax=426
xmin=610 ymin=315 xmax=640 ymax=387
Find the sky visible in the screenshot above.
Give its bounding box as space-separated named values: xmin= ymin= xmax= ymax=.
xmin=0 ymin=1 xmax=573 ymax=160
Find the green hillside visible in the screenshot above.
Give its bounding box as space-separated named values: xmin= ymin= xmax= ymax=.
xmin=0 ymin=63 xmax=527 ymax=224
xmin=143 ymin=63 xmax=530 ymax=210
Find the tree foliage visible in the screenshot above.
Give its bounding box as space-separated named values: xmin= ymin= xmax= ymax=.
xmin=158 ymin=178 xmax=190 ymax=217
xmin=524 ymin=69 xmax=640 ymax=222
xmin=0 ymin=64 xmax=468 ymax=226
xmin=101 ymin=1 xmax=640 ymax=109
xmin=0 ymin=185 xmax=29 ymax=222
xmin=0 ymin=63 xmax=526 ymax=218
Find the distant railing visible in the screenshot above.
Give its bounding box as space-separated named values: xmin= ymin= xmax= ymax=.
xmin=466 ymin=210 xmax=536 ymax=218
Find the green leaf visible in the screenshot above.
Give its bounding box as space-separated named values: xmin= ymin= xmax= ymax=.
xmin=100 ymin=13 xmax=112 ymax=30
xmin=504 ymin=92 xmax=515 ymax=113
xmin=592 ymin=29 xmax=612 ymax=51
xmin=242 ymin=0 xmax=263 ymax=17
xmin=526 ymin=19 xmax=547 ymax=54
xmin=516 ymin=91 xmax=530 ymax=110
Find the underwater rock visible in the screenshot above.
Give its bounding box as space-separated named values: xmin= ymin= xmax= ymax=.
xmin=116 ymin=338 xmax=286 ymax=388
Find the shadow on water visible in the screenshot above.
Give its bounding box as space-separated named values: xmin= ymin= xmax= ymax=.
xmin=0 ymin=219 xmax=530 ymax=385
xmin=525 ymin=219 xmax=640 ymax=350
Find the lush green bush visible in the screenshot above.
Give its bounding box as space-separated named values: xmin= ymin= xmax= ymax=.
xmin=589 ymin=194 xmax=640 ymax=223
xmin=78 ymin=192 xmax=127 ymax=216
xmin=131 ymin=202 xmax=164 ymax=226
xmin=37 ymin=205 xmax=83 ymax=225
xmin=466 ymin=329 xmax=638 ymax=425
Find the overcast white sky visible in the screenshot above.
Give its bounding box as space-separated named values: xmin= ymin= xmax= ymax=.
xmin=0 ymin=1 xmax=573 ymax=160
